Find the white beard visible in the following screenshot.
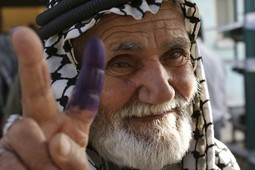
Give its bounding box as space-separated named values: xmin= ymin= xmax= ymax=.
xmin=89 ymin=94 xmax=194 ymax=170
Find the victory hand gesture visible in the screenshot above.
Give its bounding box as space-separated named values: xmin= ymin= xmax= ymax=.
xmin=0 ymin=26 xmax=105 ymax=170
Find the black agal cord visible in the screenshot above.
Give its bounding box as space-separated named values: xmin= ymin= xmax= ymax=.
xmin=36 ymin=0 xmax=132 ymax=39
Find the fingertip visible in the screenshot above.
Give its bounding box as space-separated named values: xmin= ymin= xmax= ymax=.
xmin=11 ymin=26 xmax=44 ymax=64
xmin=83 ymin=37 xmax=106 ymax=69
xmin=11 ymin=26 xmax=38 ymax=45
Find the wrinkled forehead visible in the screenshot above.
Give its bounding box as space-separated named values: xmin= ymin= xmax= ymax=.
xmin=75 ymin=1 xmax=186 ymax=41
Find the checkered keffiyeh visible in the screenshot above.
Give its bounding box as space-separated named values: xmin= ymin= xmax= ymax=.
xmin=42 ymin=0 xmax=240 ymax=169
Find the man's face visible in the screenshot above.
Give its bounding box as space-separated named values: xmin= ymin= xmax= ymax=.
xmin=73 ymin=1 xmax=197 ymax=170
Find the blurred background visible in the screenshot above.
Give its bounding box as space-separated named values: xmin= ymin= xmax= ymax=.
xmin=0 ymin=0 xmax=254 ymax=169
xmin=196 ymin=1 xmax=255 ymax=169
xmin=0 ymin=0 xmax=46 ymax=32
xmin=0 ymin=0 xmax=47 ymax=145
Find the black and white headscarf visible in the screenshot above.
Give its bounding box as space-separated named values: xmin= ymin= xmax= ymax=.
xmin=42 ymin=0 xmax=240 ymax=169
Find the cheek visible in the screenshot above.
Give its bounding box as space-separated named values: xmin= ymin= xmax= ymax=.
xmin=170 ymin=64 xmax=197 ymax=99
xmin=99 ymin=76 xmax=136 ymax=118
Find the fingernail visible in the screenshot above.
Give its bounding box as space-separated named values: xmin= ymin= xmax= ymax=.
xmin=83 ymin=37 xmax=106 ymax=69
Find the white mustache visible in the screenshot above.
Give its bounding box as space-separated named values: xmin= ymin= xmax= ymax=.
xmin=118 ymin=95 xmax=189 ymax=119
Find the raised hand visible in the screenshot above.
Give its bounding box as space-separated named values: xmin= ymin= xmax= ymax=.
xmin=0 ymin=26 xmax=105 ymax=170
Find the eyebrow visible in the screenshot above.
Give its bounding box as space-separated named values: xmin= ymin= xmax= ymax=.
xmin=111 ymin=42 xmax=143 ymax=51
xmin=162 ymin=37 xmax=190 ymax=51
xmin=110 ymin=37 xmax=190 ymax=52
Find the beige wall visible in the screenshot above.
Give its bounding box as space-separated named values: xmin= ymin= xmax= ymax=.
xmin=1 ymin=7 xmax=45 ymax=32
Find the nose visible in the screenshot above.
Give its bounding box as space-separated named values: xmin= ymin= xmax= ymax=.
xmin=135 ymin=62 xmax=175 ymax=104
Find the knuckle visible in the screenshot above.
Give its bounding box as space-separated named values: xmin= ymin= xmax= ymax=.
xmin=8 ymin=118 xmax=36 ymax=136
xmin=0 ymin=151 xmax=26 ymax=170
xmin=7 ymin=118 xmax=39 ymax=143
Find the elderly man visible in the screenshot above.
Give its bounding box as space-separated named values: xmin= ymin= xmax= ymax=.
xmin=0 ymin=0 xmax=239 ymax=169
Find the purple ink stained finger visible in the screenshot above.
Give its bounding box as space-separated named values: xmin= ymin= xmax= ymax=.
xmin=83 ymin=37 xmax=106 ymax=69
xmin=67 ymin=37 xmax=106 ymax=112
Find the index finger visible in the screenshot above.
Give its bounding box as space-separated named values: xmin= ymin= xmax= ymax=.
xmin=11 ymin=26 xmax=58 ymax=122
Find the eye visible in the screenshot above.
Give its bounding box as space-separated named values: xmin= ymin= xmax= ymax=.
xmin=106 ymin=55 xmax=139 ymax=77
xmin=112 ymin=62 xmax=131 ymax=68
xmin=161 ymin=48 xmax=189 ymax=67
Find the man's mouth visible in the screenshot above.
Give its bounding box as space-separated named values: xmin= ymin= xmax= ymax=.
xmin=127 ymin=110 xmax=172 ymax=122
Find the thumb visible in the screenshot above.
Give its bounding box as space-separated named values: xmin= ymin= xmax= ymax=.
xmin=49 ymin=133 xmax=89 ymax=170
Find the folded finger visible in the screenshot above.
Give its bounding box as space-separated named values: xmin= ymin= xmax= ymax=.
xmin=11 ymin=26 xmax=58 ymax=122
xmin=49 ymin=133 xmax=88 ymax=170
xmin=3 ymin=118 xmax=58 ymax=170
